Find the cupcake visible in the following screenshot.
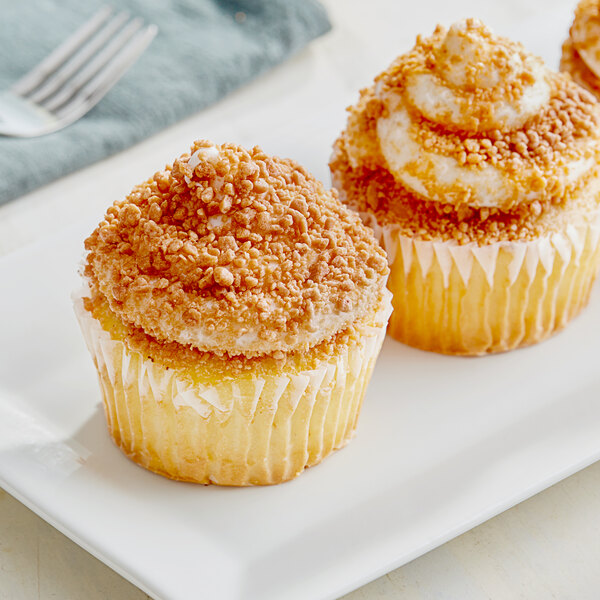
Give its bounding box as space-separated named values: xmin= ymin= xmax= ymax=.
xmin=561 ymin=0 xmax=600 ymax=99
xmin=74 ymin=141 xmax=391 ymax=485
xmin=331 ymin=19 xmax=600 ymax=356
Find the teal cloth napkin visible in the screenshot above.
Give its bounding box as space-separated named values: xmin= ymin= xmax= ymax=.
xmin=0 ymin=0 xmax=330 ymax=205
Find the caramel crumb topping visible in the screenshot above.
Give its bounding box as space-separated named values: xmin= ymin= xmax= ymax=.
xmin=85 ymin=141 xmax=388 ymax=358
xmin=334 ymin=75 xmax=599 ymax=213
xmin=330 ymin=137 xmax=600 ymax=245
xmin=331 ymin=19 xmax=600 ymax=239
xmin=410 ymin=75 xmax=598 ymax=177
xmin=372 ymin=22 xmax=599 ymax=203
xmin=378 ymin=20 xmax=548 ymax=132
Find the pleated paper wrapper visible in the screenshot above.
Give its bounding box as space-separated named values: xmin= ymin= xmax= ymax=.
xmin=73 ymin=291 xmax=391 ymax=486
xmin=360 ymin=211 xmax=600 ymax=355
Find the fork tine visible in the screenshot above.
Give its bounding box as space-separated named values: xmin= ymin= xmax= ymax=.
xmin=54 ymin=25 xmax=157 ymax=123
xmin=27 ymin=11 xmax=131 ymax=105
xmin=43 ymin=18 xmax=144 ymax=112
xmin=11 ymin=6 xmax=113 ymax=96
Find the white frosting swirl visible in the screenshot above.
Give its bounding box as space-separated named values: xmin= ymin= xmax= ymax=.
xmin=376 ymin=98 xmax=594 ymax=207
xmin=403 ymin=21 xmax=550 ymax=132
xmin=365 ymin=19 xmax=598 ymax=209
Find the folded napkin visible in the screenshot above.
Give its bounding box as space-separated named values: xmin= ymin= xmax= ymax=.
xmin=0 ymin=0 xmax=330 ymax=205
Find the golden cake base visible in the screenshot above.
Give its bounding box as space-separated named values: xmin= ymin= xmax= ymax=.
xmin=74 ymin=292 xmax=390 ymax=486
xmin=363 ymin=214 xmax=600 ymax=355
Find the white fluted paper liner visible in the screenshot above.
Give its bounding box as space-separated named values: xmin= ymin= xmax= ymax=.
xmin=73 ymin=290 xmax=391 ymax=485
xmin=359 ymin=210 xmax=600 ymax=355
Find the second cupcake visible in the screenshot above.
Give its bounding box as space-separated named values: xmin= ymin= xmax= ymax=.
xmin=561 ymin=0 xmax=600 ymax=99
xmin=331 ymin=19 xmax=600 ymax=355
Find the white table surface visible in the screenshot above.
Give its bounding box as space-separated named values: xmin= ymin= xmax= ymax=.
xmin=2 ymin=0 xmax=599 ymax=598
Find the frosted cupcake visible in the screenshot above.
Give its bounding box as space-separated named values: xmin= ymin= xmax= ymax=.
xmin=74 ymin=141 xmax=391 ymax=485
xmin=331 ymin=19 xmax=600 ymax=355
xmin=561 ymin=0 xmax=600 ymax=99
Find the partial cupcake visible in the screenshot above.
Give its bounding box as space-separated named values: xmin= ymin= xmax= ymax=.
xmin=75 ymin=140 xmax=391 ymax=486
xmin=561 ymin=0 xmax=600 ymax=99
xmin=331 ymin=19 xmax=600 ymax=356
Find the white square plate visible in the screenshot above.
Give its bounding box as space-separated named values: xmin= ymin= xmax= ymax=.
xmin=1 ymin=219 xmax=600 ymax=600
xmin=1 ymin=3 xmax=597 ymax=598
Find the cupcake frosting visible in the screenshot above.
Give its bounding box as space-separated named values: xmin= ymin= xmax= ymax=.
xmin=347 ymin=19 xmax=600 ymax=210
xmin=400 ymin=19 xmax=551 ymax=132
xmin=84 ymin=141 xmax=388 ymax=358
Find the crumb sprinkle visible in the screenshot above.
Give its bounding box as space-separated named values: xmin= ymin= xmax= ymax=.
xmin=85 ymin=141 xmax=388 ymax=358
xmin=331 ymin=18 xmax=600 ymax=238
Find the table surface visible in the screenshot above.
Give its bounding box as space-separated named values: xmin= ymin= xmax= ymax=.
xmin=2 ymin=0 xmax=600 ymax=598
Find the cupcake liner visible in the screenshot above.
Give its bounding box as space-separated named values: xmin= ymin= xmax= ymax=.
xmin=360 ymin=211 xmax=600 ymax=355
xmin=73 ymin=291 xmax=391 ymax=485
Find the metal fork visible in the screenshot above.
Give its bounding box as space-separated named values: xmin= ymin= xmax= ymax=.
xmin=0 ymin=6 xmax=157 ymax=137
